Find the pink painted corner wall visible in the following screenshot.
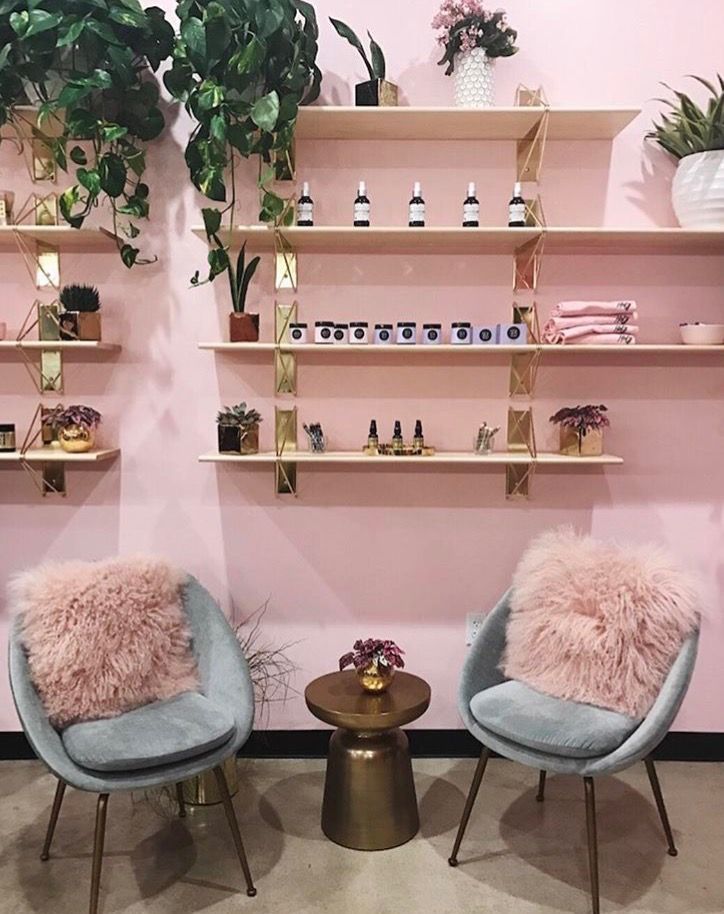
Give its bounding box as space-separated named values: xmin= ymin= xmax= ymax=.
xmin=1 ymin=0 xmax=723 ymax=733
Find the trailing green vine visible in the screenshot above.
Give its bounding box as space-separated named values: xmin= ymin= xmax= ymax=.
xmin=0 ymin=0 xmax=174 ymax=267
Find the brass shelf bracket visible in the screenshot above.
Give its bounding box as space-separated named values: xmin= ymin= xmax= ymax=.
xmin=505 ymin=406 xmax=537 ymax=499
xmin=275 ymin=302 xmax=298 ymax=395
xmin=16 ymin=300 xmax=64 ymax=393
xmin=275 ymin=406 xmax=298 ymax=496
xmin=18 ymin=403 xmax=67 ymax=496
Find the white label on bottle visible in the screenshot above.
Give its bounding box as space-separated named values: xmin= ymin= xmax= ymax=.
xmin=297 ymin=202 xmax=313 ymax=223
xmin=354 ymin=201 xmax=370 ymax=222
xmin=409 ymin=202 xmax=425 ymax=223
xmin=509 ymin=202 xmax=526 ymax=224
xmin=464 ymin=202 xmax=479 ymax=222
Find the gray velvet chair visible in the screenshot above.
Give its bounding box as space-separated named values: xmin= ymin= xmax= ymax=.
xmin=449 ymin=589 xmax=699 ymax=914
xmin=8 ymin=575 xmax=257 ymax=913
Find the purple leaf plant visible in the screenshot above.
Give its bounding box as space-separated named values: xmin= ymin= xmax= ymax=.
xmin=42 ymin=404 xmax=102 ymax=430
xmin=339 ymin=639 xmax=405 ymax=672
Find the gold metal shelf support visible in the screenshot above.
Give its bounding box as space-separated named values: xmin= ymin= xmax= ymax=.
xmin=18 ymin=404 xmax=67 ymax=496
xmin=275 ymin=405 xmax=297 ymax=495
xmin=275 ymin=302 xmax=297 ymax=395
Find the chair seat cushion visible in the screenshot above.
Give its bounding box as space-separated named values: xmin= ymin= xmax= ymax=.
xmin=62 ymin=692 xmax=235 ymax=772
xmin=469 ymin=680 xmax=642 ymax=759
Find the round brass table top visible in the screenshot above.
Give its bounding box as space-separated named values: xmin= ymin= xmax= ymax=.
xmin=305 ymin=671 xmax=431 ymax=731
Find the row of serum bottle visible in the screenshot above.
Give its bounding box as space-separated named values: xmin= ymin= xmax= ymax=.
xmin=297 ymin=181 xmax=527 ymax=228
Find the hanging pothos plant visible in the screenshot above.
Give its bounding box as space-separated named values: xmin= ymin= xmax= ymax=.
xmin=164 ymin=0 xmax=321 ymax=289
xmin=0 ymin=0 xmax=174 ymax=267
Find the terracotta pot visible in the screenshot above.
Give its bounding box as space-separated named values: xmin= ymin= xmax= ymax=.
xmin=357 ymin=661 xmax=395 ymax=693
xmin=559 ymin=427 xmax=603 ymax=457
xmin=229 ymin=312 xmax=259 ymax=342
xmin=58 ymin=425 xmax=95 ymax=453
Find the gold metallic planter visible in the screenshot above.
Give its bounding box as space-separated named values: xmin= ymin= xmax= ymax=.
xmin=357 ymin=662 xmax=394 ymax=693
xmin=58 ymin=425 xmax=95 ymax=453
xmin=182 ymin=756 xmax=239 ymax=806
xmin=559 ymin=427 xmax=603 ymax=457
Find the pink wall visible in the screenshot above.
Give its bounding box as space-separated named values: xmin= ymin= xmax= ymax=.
xmin=1 ymin=0 xmax=723 ymax=733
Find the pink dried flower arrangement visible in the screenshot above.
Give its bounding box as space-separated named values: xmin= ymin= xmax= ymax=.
xmin=432 ymin=2 xmax=518 ymax=73
xmin=339 ymin=639 xmax=405 ymax=672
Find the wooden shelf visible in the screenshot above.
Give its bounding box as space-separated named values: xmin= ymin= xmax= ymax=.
xmin=192 ymin=225 xmax=724 ymax=255
xmin=295 ymin=107 xmax=640 ymax=141
xmin=0 ymin=340 xmax=120 ymax=353
xmin=199 ymin=341 xmax=724 ymax=356
xmin=0 ymin=448 xmax=120 ymax=463
xmin=199 ymin=450 xmax=623 ymax=467
xmin=0 ymin=225 xmax=118 ymax=252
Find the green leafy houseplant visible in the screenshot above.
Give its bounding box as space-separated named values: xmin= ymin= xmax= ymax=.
xmin=224 ymin=241 xmax=261 ymax=340
xmin=59 ymin=283 xmax=100 ymax=312
xmin=648 ymin=74 xmax=724 ymax=160
xmin=329 ymin=17 xmax=386 ymax=81
xmin=59 ymin=283 xmax=101 ymax=340
xmin=0 ymin=0 xmax=175 ymax=267
xmin=165 ymin=0 xmax=321 ymax=296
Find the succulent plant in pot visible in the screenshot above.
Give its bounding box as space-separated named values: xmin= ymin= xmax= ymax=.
xmin=43 ymin=404 xmax=102 ymax=453
xmin=550 ymin=404 xmax=609 ymax=457
xmin=648 ymin=75 xmax=724 ymax=228
xmin=59 ymin=284 xmax=101 ymax=341
xmin=216 ymin=402 xmax=262 ymax=455
xmin=329 ymin=17 xmax=395 ymax=107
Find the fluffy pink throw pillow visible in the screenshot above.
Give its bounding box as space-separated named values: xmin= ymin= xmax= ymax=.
xmin=501 ymin=528 xmax=699 ymax=718
xmin=12 ymin=556 xmax=199 ymax=728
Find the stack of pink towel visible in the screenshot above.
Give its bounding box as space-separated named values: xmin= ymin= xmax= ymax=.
xmin=542 ymin=301 xmax=638 ymax=345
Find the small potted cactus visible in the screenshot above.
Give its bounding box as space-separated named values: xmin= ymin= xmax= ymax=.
xmin=43 ymin=404 xmax=102 ymax=453
xmin=217 ymin=402 xmax=262 ymax=454
xmin=59 ymin=284 xmax=101 ymax=341
xmin=550 ymin=404 xmax=610 ymax=457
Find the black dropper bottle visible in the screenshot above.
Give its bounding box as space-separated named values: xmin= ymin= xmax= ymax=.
xmin=354 ymin=180 xmax=370 ymax=227
xmin=508 ymin=181 xmax=527 ymax=227
xmin=392 ymin=419 xmax=403 ymax=453
xmin=368 ymin=419 xmax=379 ymax=448
xmin=297 ymin=181 xmax=314 ymax=226
xmin=413 ymin=419 xmax=424 ymax=450
xmin=463 ymin=182 xmax=479 ymax=227
xmin=408 ymin=181 xmax=425 ymax=227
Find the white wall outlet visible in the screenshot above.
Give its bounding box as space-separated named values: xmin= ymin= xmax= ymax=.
xmin=466 ymin=612 xmax=486 ymax=646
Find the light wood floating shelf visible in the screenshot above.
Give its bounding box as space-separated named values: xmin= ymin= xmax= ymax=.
xmin=295 ymin=107 xmax=640 ymax=141
xmin=0 ymin=340 xmax=120 ymax=353
xmin=0 ymin=226 xmax=118 ymax=252
xmin=0 ymin=448 xmax=120 ymax=463
xmin=192 ymin=225 xmax=724 ymax=255
xmin=199 ymin=451 xmax=623 ymax=467
xmin=199 ymin=342 xmax=724 ymax=355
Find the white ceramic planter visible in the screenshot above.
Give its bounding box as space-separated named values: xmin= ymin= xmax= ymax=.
xmin=672 ymin=149 xmax=724 ymax=228
xmin=454 ymin=47 xmax=495 ymax=107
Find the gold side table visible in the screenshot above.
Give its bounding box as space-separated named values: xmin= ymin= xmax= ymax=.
xmin=305 ymin=670 xmax=431 ymax=850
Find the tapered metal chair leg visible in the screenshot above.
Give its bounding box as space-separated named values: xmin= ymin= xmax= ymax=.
xmin=40 ymin=779 xmax=66 ymax=861
xmin=583 ymin=778 xmax=600 ymax=914
xmin=536 ymin=770 xmax=547 ymax=802
xmin=644 ymin=757 xmax=678 ymax=856
xmin=89 ymin=794 xmax=109 ymax=914
xmin=449 ymin=747 xmax=491 ymax=866
xmin=175 ymin=783 xmax=186 ymax=818
xmin=213 ymin=765 xmax=257 ymax=897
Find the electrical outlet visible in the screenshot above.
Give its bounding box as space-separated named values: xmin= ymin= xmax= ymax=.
xmin=466 ymin=612 xmax=485 ymax=646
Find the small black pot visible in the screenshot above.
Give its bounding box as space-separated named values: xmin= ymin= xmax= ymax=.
xmin=355 ymin=79 xmax=399 ymax=107
xmin=218 ymin=424 xmax=242 ymax=454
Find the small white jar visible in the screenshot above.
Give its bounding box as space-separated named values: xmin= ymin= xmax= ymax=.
xmin=499 ymin=322 xmax=528 ymax=345
xmin=349 ymin=321 xmax=369 ymax=344
xmin=396 ymin=322 xmax=417 ymax=344
xmin=332 ymin=323 xmax=349 ymax=344
xmin=451 ymin=322 xmax=472 ymax=344
xmin=422 ymin=323 xmax=442 ymax=344
xmin=474 ymin=324 xmax=498 ymax=345
xmin=374 ymin=323 xmax=393 ymax=344
xmin=288 ymin=322 xmax=308 ymax=343
xmin=315 ymin=321 xmax=334 ymax=344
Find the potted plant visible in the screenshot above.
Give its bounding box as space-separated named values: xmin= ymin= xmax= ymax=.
xmin=223 ymin=244 xmax=261 ymax=342
xmin=59 ymin=284 xmax=101 ymax=341
xmin=217 ymin=402 xmax=262 ymax=455
xmin=550 ymin=405 xmax=610 ymax=457
xmin=339 ymin=638 xmax=405 ymax=694
xmin=432 ymin=2 xmax=518 ymax=108
xmin=166 ymin=0 xmax=320 ymax=305
xmin=329 ymin=18 xmax=396 ymax=106
xmin=0 ymin=0 xmax=174 ymax=267
xmin=648 ymin=75 xmax=724 ymax=228
xmin=43 ymin=404 xmax=102 ymax=454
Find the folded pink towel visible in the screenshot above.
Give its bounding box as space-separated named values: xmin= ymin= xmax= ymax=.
xmin=553 ymin=300 xmax=637 ymax=317
xmin=546 ymin=313 xmax=638 ymax=330
xmin=544 ymin=323 xmax=639 ymax=343
xmin=553 ymin=332 xmax=637 ymax=345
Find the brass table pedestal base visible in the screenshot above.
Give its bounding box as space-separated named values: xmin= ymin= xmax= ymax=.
xmin=322 ymin=727 xmax=419 ymax=850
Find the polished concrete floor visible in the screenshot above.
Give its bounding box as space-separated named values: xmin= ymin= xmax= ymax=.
xmin=1 ymin=757 xmax=723 ymax=913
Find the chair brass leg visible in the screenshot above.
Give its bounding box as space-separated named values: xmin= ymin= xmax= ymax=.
xmin=213 ymin=765 xmax=257 ymax=897
xmin=644 ymin=757 xmax=678 ymax=856
xmin=583 ymin=777 xmax=600 ymax=914
xmin=536 ymin=770 xmax=546 ymax=802
xmin=448 ymin=747 xmax=491 ymax=866
xmin=89 ymin=794 xmax=109 ymax=914
xmin=175 ymin=783 xmax=186 ymax=818
xmin=40 ymin=779 xmax=66 ymax=861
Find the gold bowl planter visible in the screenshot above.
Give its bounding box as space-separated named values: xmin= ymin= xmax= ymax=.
xmin=559 ymin=427 xmax=603 ymax=457
xmin=357 ymin=662 xmax=395 ymax=693
xmin=59 ymin=425 xmax=95 ymax=453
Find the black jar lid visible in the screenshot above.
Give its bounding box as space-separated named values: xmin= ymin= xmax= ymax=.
xmin=350 ymin=321 xmax=368 ymax=327
xmin=0 ymin=423 xmax=15 ymax=432
xmin=423 ymin=323 xmax=442 ymax=329
xmin=315 ymin=320 xmax=334 ymax=326
xmin=334 ymin=323 xmax=348 ymax=328
xmin=289 ymin=321 xmax=308 ymax=328
xmin=397 ymin=321 xmax=416 ymax=327
xmin=451 ymin=321 xmax=471 ymax=328
xmin=375 ymin=323 xmax=393 ymax=329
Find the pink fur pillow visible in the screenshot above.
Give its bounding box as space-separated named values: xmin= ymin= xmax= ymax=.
xmin=12 ymin=556 xmax=199 ymax=728
xmin=501 ymin=528 xmax=699 ymax=718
